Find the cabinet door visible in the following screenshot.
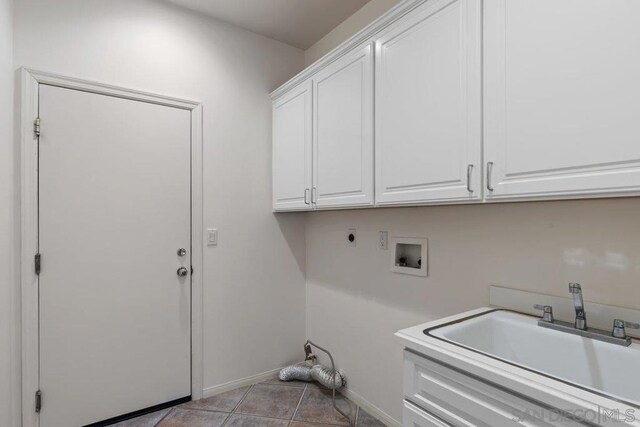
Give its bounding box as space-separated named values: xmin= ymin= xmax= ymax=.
xmin=313 ymin=44 xmax=374 ymax=208
xmin=375 ymin=0 xmax=481 ymax=205
xmin=485 ymin=0 xmax=640 ymax=200
xmin=272 ymin=81 xmax=313 ymax=211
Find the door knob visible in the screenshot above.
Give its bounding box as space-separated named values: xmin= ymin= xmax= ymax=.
xmin=177 ymin=248 xmax=187 ymax=256
xmin=177 ymin=267 xmax=189 ymax=277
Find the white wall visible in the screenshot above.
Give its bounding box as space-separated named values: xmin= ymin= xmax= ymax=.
xmin=301 ymin=3 xmax=640 ymax=422
xmin=13 ymin=0 xmax=307 ymax=400
xmin=0 ymin=0 xmax=15 ymax=425
xmin=306 ymin=198 xmax=640 ymax=422
xmin=304 ymin=0 xmax=400 ymax=66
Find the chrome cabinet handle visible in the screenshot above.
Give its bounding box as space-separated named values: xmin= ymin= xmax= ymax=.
xmin=466 ymin=164 xmax=474 ymax=193
xmin=177 ymin=267 xmax=188 ymax=277
xmin=304 ymin=188 xmax=310 ymax=205
xmin=312 ymin=187 xmax=317 ymax=204
xmin=486 ymin=162 xmax=494 ymax=192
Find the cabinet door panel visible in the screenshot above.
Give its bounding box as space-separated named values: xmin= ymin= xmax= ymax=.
xmin=403 ymin=401 xmax=452 ymax=427
xmin=314 ymin=44 xmax=374 ymax=208
xmin=485 ymin=0 xmax=640 ymax=200
xmin=375 ymin=0 xmax=481 ymax=205
xmin=272 ymin=81 xmax=312 ymax=211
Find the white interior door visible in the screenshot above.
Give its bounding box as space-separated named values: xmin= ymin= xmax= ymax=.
xmin=313 ymin=43 xmax=374 ymax=209
xmin=38 ymin=84 xmax=192 ymax=427
xmin=374 ymin=0 xmax=482 ymax=205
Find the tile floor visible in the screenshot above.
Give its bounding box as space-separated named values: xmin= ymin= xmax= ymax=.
xmin=113 ymin=379 xmax=386 ymax=427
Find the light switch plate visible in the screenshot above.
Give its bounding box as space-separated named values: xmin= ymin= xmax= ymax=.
xmin=207 ymin=228 xmax=218 ymax=247
xmin=379 ymin=231 xmax=388 ymax=250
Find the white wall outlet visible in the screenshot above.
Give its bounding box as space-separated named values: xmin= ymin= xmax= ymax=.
xmin=379 ymin=231 xmax=388 ymax=250
xmin=347 ymin=228 xmax=357 ymax=247
xmin=207 ymin=228 xmax=218 ymax=247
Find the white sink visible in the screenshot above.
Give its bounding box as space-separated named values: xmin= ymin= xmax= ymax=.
xmin=427 ymin=309 xmax=640 ymax=408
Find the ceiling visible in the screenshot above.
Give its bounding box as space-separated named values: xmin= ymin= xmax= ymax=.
xmin=165 ymin=0 xmax=371 ymax=49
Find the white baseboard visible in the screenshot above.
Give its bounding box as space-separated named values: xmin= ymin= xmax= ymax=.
xmin=201 ymin=368 xmax=282 ymax=399
xmin=340 ymin=387 xmax=401 ymax=427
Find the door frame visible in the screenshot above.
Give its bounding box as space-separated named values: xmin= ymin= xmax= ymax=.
xmin=19 ymin=68 xmax=204 ymax=427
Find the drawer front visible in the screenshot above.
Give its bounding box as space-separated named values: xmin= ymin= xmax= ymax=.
xmin=404 ymin=401 xmax=452 ymax=427
xmin=403 ymin=350 xmax=586 ymax=427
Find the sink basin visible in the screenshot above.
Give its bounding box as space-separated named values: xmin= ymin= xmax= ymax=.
xmin=425 ymin=309 xmax=640 ymax=408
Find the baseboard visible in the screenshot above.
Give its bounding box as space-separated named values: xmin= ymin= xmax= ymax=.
xmin=201 ymin=367 xmax=282 ymax=399
xmin=340 ymin=387 xmax=401 ymax=427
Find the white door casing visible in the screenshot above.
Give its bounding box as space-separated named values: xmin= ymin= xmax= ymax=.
xmin=374 ymin=0 xmax=482 ymax=205
xmin=272 ymin=80 xmax=313 ymax=211
xmin=20 ymin=69 xmax=204 ymax=427
xmin=313 ymin=43 xmax=374 ymax=208
xmin=484 ymin=0 xmax=640 ymax=200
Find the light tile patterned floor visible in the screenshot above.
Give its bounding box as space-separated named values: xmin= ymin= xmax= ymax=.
xmin=113 ymin=379 xmax=386 ymax=427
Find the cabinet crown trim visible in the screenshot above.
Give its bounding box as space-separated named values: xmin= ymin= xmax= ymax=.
xmin=270 ymin=0 xmax=429 ymax=100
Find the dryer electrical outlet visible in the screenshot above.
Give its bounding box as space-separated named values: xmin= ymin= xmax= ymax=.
xmin=347 ymin=229 xmax=357 ymax=247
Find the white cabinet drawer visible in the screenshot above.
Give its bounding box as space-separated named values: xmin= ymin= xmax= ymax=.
xmin=404 ymin=350 xmax=585 ymax=427
xmin=404 ymin=401 xmax=451 ymax=427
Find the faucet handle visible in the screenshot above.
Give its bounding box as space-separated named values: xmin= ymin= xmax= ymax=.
xmin=534 ymin=304 xmax=554 ymax=323
xmin=613 ymin=319 xmax=640 ymax=339
xmin=568 ymin=283 xmax=582 ymax=293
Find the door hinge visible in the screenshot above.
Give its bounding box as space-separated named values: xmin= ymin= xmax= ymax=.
xmin=34 ymin=253 xmax=41 ymax=275
xmin=33 ymin=118 xmax=41 ymax=138
xmin=190 ymin=266 xmax=194 ymax=275
xmin=35 ymin=390 xmax=42 ymax=413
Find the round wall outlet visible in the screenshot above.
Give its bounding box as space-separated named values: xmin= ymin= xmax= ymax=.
xmin=347 ymin=228 xmax=356 ymax=247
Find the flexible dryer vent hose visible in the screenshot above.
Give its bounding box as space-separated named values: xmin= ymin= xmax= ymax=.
xmin=278 ymin=340 xmax=352 ymax=425
xmin=311 ymin=365 xmax=346 ymax=389
xmin=277 ymin=363 xmax=346 ymax=390
xmin=278 ymin=364 xmax=313 ymax=382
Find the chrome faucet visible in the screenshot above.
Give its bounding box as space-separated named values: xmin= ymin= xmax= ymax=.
xmin=569 ymin=283 xmax=587 ymax=330
xmin=535 ymin=283 xmax=637 ymax=346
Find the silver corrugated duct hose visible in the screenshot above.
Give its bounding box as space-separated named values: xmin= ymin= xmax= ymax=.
xmin=277 ymin=340 xmax=351 ymax=425
xmin=310 ymin=364 xmax=346 ymax=389
xmin=278 ymin=364 xmax=313 ymax=382
xmin=303 ymin=340 xmax=352 ymax=426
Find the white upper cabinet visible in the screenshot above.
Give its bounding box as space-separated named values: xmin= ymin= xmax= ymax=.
xmin=272 ymin=0 xmax=640 ymax=211
xmin=374 ymin=0 xmax=481 ymax=205
xmin=313 ymin=44 xmax=374 ymax=208
xmin=272 ymin=81 xmax=312 ymax=211
xmin=484 ymin=0 xmax=640 ymax=200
